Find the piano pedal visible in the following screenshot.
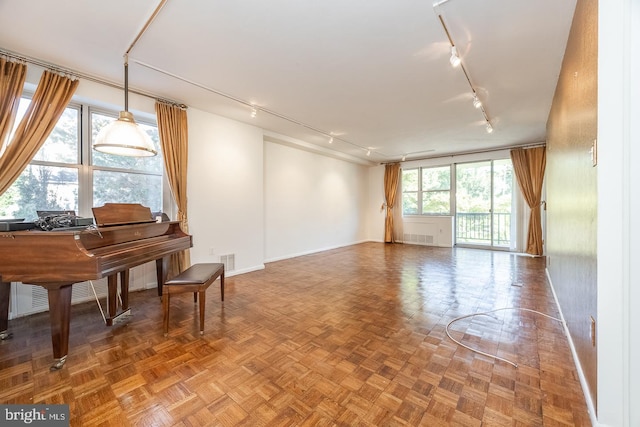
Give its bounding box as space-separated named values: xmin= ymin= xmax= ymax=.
xmin=0 ymin=330 xmax=13 ymax=340
xmin=111 ymin=308 xmax=132 ymax=325
xmin=50 ymin=355 xmax=67 ymax=371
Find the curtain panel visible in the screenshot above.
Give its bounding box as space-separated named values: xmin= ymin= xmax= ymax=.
xmin=155 ymin=101 xmax=191 ymax=277
xmin=0 ymin=70 xmax=78 ymax=196
xmin=0 ymin=58 xmax=27 ymax=156
xmin=393 ymin=170 xmax=403 ymax=243
xmin=510 ymin=147 xmax=546 ymax=255
xmin=383 ymin=163 xmax=401 ymax=243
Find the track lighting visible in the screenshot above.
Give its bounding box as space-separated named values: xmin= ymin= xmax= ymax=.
xmin=401 ymin=155 xmax=406 ymax=161
xmin=329 ymin=137 xmax=333 ymax=144
xmin=472 ymin=94 xmax=482 ymax=109
xmin=366 ymin=150 xmax=371 ymax=157
xmin=250 ymin=106 xmax=257 ymax=118
xmin=449 ymin=46 xmax=461 ymax=67
xmin=437 ymin=11 xmax=494 ymax=135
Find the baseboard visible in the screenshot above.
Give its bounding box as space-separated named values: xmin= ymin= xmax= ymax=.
xmin=263 ymin=239 xmax=371 ymax=264
xmin=226 ymin=264 xmax=265 ymax=276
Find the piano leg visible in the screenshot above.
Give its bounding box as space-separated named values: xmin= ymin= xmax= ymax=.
xmin=107 ymin=274 xmax=117 ymax=326
xmin=156 ymin=257 xmax=168 ymax=296
xmin=120 ymin=270 xmax=129 ymax=313
xmin=47 ymin=284 xmax=72 ymax=371
xmin=0 ymin=281 xmax=12 ymax=340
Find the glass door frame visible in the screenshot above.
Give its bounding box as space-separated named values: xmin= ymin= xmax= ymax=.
xmin=454 ymin=159 xmax=513 ymax=250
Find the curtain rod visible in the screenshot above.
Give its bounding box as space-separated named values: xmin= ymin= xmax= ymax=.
xmin=381 ymin=142 xmax=546 ymax=165
xmin=0 ymin=48 xmax=183 ymax=107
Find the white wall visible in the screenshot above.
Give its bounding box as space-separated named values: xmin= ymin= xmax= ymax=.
xmin=597 ymin=0 xmax=639 ymax=425
xmin=187 ymin=108 xmax=265 ymax=274
xmin=368 ymin=165 xmax=386 ymax=242
xmin=264 ymin=140 xmax=370 ymax=262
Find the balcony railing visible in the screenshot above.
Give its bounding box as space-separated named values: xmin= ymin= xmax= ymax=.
xmin=456 ymin=212 xmax=511 ymax=246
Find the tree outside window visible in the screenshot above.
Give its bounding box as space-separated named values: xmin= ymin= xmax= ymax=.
xmin=402 ymin=166 xmax=451 ymax=215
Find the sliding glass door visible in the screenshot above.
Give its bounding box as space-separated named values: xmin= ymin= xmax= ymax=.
xmin=455 ymin=159 xmax=513 ymax=248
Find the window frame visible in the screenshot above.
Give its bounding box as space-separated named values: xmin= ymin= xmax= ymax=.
xmin=0 ymin=93 xmax=169 ymax=221
xmin=86 ymin=106 xmax=165 ymax=216
xmin=402 ymin=165 xmax=453 ymax=216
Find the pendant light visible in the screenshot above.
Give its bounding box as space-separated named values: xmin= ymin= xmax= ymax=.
xmin=93 ymin=54 xmax=157 ymax=157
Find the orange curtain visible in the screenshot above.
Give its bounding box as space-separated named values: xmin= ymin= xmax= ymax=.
xmin=383 ymin=163 xmax=401 ymax=243
xmin=510 ymin=147 xmax=546 ymax=255
xmin=0 ymin=58 xmax=27 ymax=156
xmin=0 ymin=70 xmax=78 ymax=196
xmin=155 ymin=101 xmax=190 ymax=276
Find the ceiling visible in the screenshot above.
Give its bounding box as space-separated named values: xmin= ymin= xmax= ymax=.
xmin=0 ymin=0 xmax=576 ymax=165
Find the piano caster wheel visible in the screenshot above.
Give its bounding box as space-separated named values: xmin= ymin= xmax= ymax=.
xmin=0 ymin=330 xmax=13 ymax=340
xmin=49 ymin=356 xmax=67 ymax=371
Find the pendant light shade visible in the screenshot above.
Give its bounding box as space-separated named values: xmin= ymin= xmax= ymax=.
xmin=93 ymin=56 xmax=157 ymax=157
xmin=94 ymin=111 xmax=156 ymax=156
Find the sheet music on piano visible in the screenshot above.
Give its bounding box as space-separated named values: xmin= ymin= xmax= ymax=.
xmin=92 ymin=203 xmax=157 ymax=227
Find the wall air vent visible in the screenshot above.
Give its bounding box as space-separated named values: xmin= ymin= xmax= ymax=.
xmin=220 ymin=254 xmax=235 ymax=271
xmin=403 ymin=233 xmax=435 ymax=245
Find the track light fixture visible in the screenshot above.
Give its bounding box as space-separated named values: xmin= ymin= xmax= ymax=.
xmin=366 ymin=150 xmax=371 ymax=157
xmin=329 ymin=136 xmax=334 ymax=144
xmin=486 ymin=122 xmax=494 ymax=134
xmin=250 ymin=106 xmax=257 ymax=118
xmin=449 ymin=46 xmax=461 ymax=67
xmin=472 ymin=93 xmax=482 ymax=109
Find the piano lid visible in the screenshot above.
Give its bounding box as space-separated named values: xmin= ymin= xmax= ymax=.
xmin=92 ymin=203 xmax=157 ymax=227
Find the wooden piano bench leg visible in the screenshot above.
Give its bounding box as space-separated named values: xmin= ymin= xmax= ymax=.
xmin=198 ymin=289 xmax=206 ymax=334
xmin=220 ymin=269 xmax=225 ymax=301
xmin=162 ymin=263 xmax=224 ymax=337
xmin=163 ymin=293 xmax=171 ymax=337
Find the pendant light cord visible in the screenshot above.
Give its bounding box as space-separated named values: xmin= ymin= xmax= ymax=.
xmin=124 ymin=55 xmax=129 ymax=112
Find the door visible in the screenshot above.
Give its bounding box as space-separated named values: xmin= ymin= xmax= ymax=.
xmin=455 ymin=159 xmax=513 ymax=249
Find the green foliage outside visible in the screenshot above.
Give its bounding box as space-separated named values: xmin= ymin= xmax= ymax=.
xmin=402 ymin=166 xmax=450 ymax=215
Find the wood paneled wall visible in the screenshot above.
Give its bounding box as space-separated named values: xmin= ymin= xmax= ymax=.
xmin=546 ymin=0 xmax=598 ymax=410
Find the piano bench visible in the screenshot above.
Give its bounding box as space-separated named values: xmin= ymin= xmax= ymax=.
xmin=162 ymin=263 xmax=225 ymax=337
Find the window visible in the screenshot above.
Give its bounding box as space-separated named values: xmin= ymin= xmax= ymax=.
xmin=91 ymin=110 xmax=163 ymax=211
xmin=402 ymin=169 xmax=419 ymax=215
xmin=402 ymin=165 xmax=451 ymax=215
xmin=0 ymin=96 xmax=163 ymax=221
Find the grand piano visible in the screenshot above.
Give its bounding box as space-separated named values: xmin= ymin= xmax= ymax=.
xmin=0 ymin=203 xmax=192 ymax=370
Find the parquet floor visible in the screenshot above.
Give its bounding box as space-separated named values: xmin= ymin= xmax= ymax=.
xmin=0 ymin=243 xmax=591 ymax=426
